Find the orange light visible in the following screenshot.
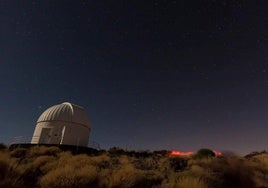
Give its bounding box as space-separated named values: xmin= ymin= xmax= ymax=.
xmin=169 ymin=150 xmax=222 ymax=157
xmin=169 ymin=150 xmax=194 ymax=157
xmin=213 ymin=150 xmax=222 ymax=156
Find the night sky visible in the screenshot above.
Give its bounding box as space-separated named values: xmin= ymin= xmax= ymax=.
xmin=1 ymin=1 xmax=268 ymax=155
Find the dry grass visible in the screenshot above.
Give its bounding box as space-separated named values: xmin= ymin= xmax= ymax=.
xmin=176 ymin=176 xmax=209 ymax=188
xmin=0 ymin=151 xmax=24 ymax=188
xmin=39 ymin=165 xmax=99 ymax=188
xmin=104 ymin=164 xmax=163 ymax=188
xmin=107 ymin=164 xmax=145 ymax=187
xmin=1 ymin=145 xmax=268 ymax=188
xmin=248 ymin=154 xmax=268 ymax=187
xmin=185 ymin=156 xmax=258 ymax=188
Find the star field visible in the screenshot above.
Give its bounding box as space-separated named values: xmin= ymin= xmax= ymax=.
xmin=1 ymin=1 xmax=268 ymax=155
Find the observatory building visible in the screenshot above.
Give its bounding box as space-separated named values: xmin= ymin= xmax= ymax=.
xmin=31 ymin=102 xmax=90 ymax=147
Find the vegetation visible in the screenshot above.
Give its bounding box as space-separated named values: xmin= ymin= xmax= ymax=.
xmin=0 ymin=145 xmax=268 ymax=188
xmin=194 ymin=148 xmax=216 ymax=159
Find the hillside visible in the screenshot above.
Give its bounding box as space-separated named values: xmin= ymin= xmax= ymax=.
xmin=0 ymin=144 xmax=268 ymax=188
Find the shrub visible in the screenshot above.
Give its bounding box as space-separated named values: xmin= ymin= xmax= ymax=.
xmin=28 ymin=146 xmax=61 ymax=157
xmin=240 ymin=155 xmax=268 ymax=188
xmin=188 ymin=156 xmax=257 ymax=188
xmin=0 ymin=152 xmax=24 ymax=188
xmin=33 ymin=156 xmax=56 ymax=168
xmin=0 ymin=143 xmax=7 ymax=150
xmin=6 ymin=153 xmax=57 ymax=187
xmin=39 ymin=165 xmax=99 ymax=188
xmin=218 ymin=157 xmax=256 ymax=188
xmin=194 ymin=148 xmax=215 ymax=159
xmin=109 ymin=147 xmax=126 ymax=156
xmin=0 ymin=153 xmax=9 ymax=179
xmin=176 ymin=176 xmax=209 ymax=188
xmin=169 ymin=157 xmax=188 ymax=172
xmin=10 ymin=148 xmax=28 ymax=158
xmin=106 ymin=164 xmax=162 ymax=188
xmin=133 ymin=158 xmax=155 ymax=170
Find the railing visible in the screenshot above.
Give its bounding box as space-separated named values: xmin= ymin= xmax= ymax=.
xmin=9 ymin=135 xmax=32 ymax=145
xmin=88 ymin=140 xmax=101 ymax=150
xmin=9 ymin=136 xmax=101 ymax=150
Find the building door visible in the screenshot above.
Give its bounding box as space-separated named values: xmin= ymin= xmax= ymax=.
xmin=39 ymin=128 xmax=52 ymax=144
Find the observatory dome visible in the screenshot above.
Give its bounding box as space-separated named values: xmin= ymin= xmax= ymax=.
xmin=37 ymin=102 xmax=90 ymax=128
xmin=31 ymin=102 xmax=90 ymax=147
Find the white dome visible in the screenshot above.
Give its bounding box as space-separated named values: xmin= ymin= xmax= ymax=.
xmin=37 ymin=102 xmax=90 ymax=128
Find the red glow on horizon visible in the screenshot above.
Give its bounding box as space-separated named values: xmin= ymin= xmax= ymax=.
xmin=169 ymin=150 xmax=222 ymax=157
xmin=169 ymin=150 xmax=194 ymax=157
xmin=213 ymin=150 xmax=222 ymax=156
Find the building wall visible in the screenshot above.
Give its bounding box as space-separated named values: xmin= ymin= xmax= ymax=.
xmin=31 ymin=121 xmax=90 ymax=147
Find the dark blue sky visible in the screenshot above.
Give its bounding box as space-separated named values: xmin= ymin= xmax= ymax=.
xmin=1 ymin=1 xmax=268 ymax=155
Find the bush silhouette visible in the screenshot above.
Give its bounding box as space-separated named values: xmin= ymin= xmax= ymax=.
xmin=194 ymin=148 xmax=215 ymax=159
xmin=0 ymin=143 xmax=7 ymax=151
xmin=169 ymin=157 xmax=188 ymax=172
